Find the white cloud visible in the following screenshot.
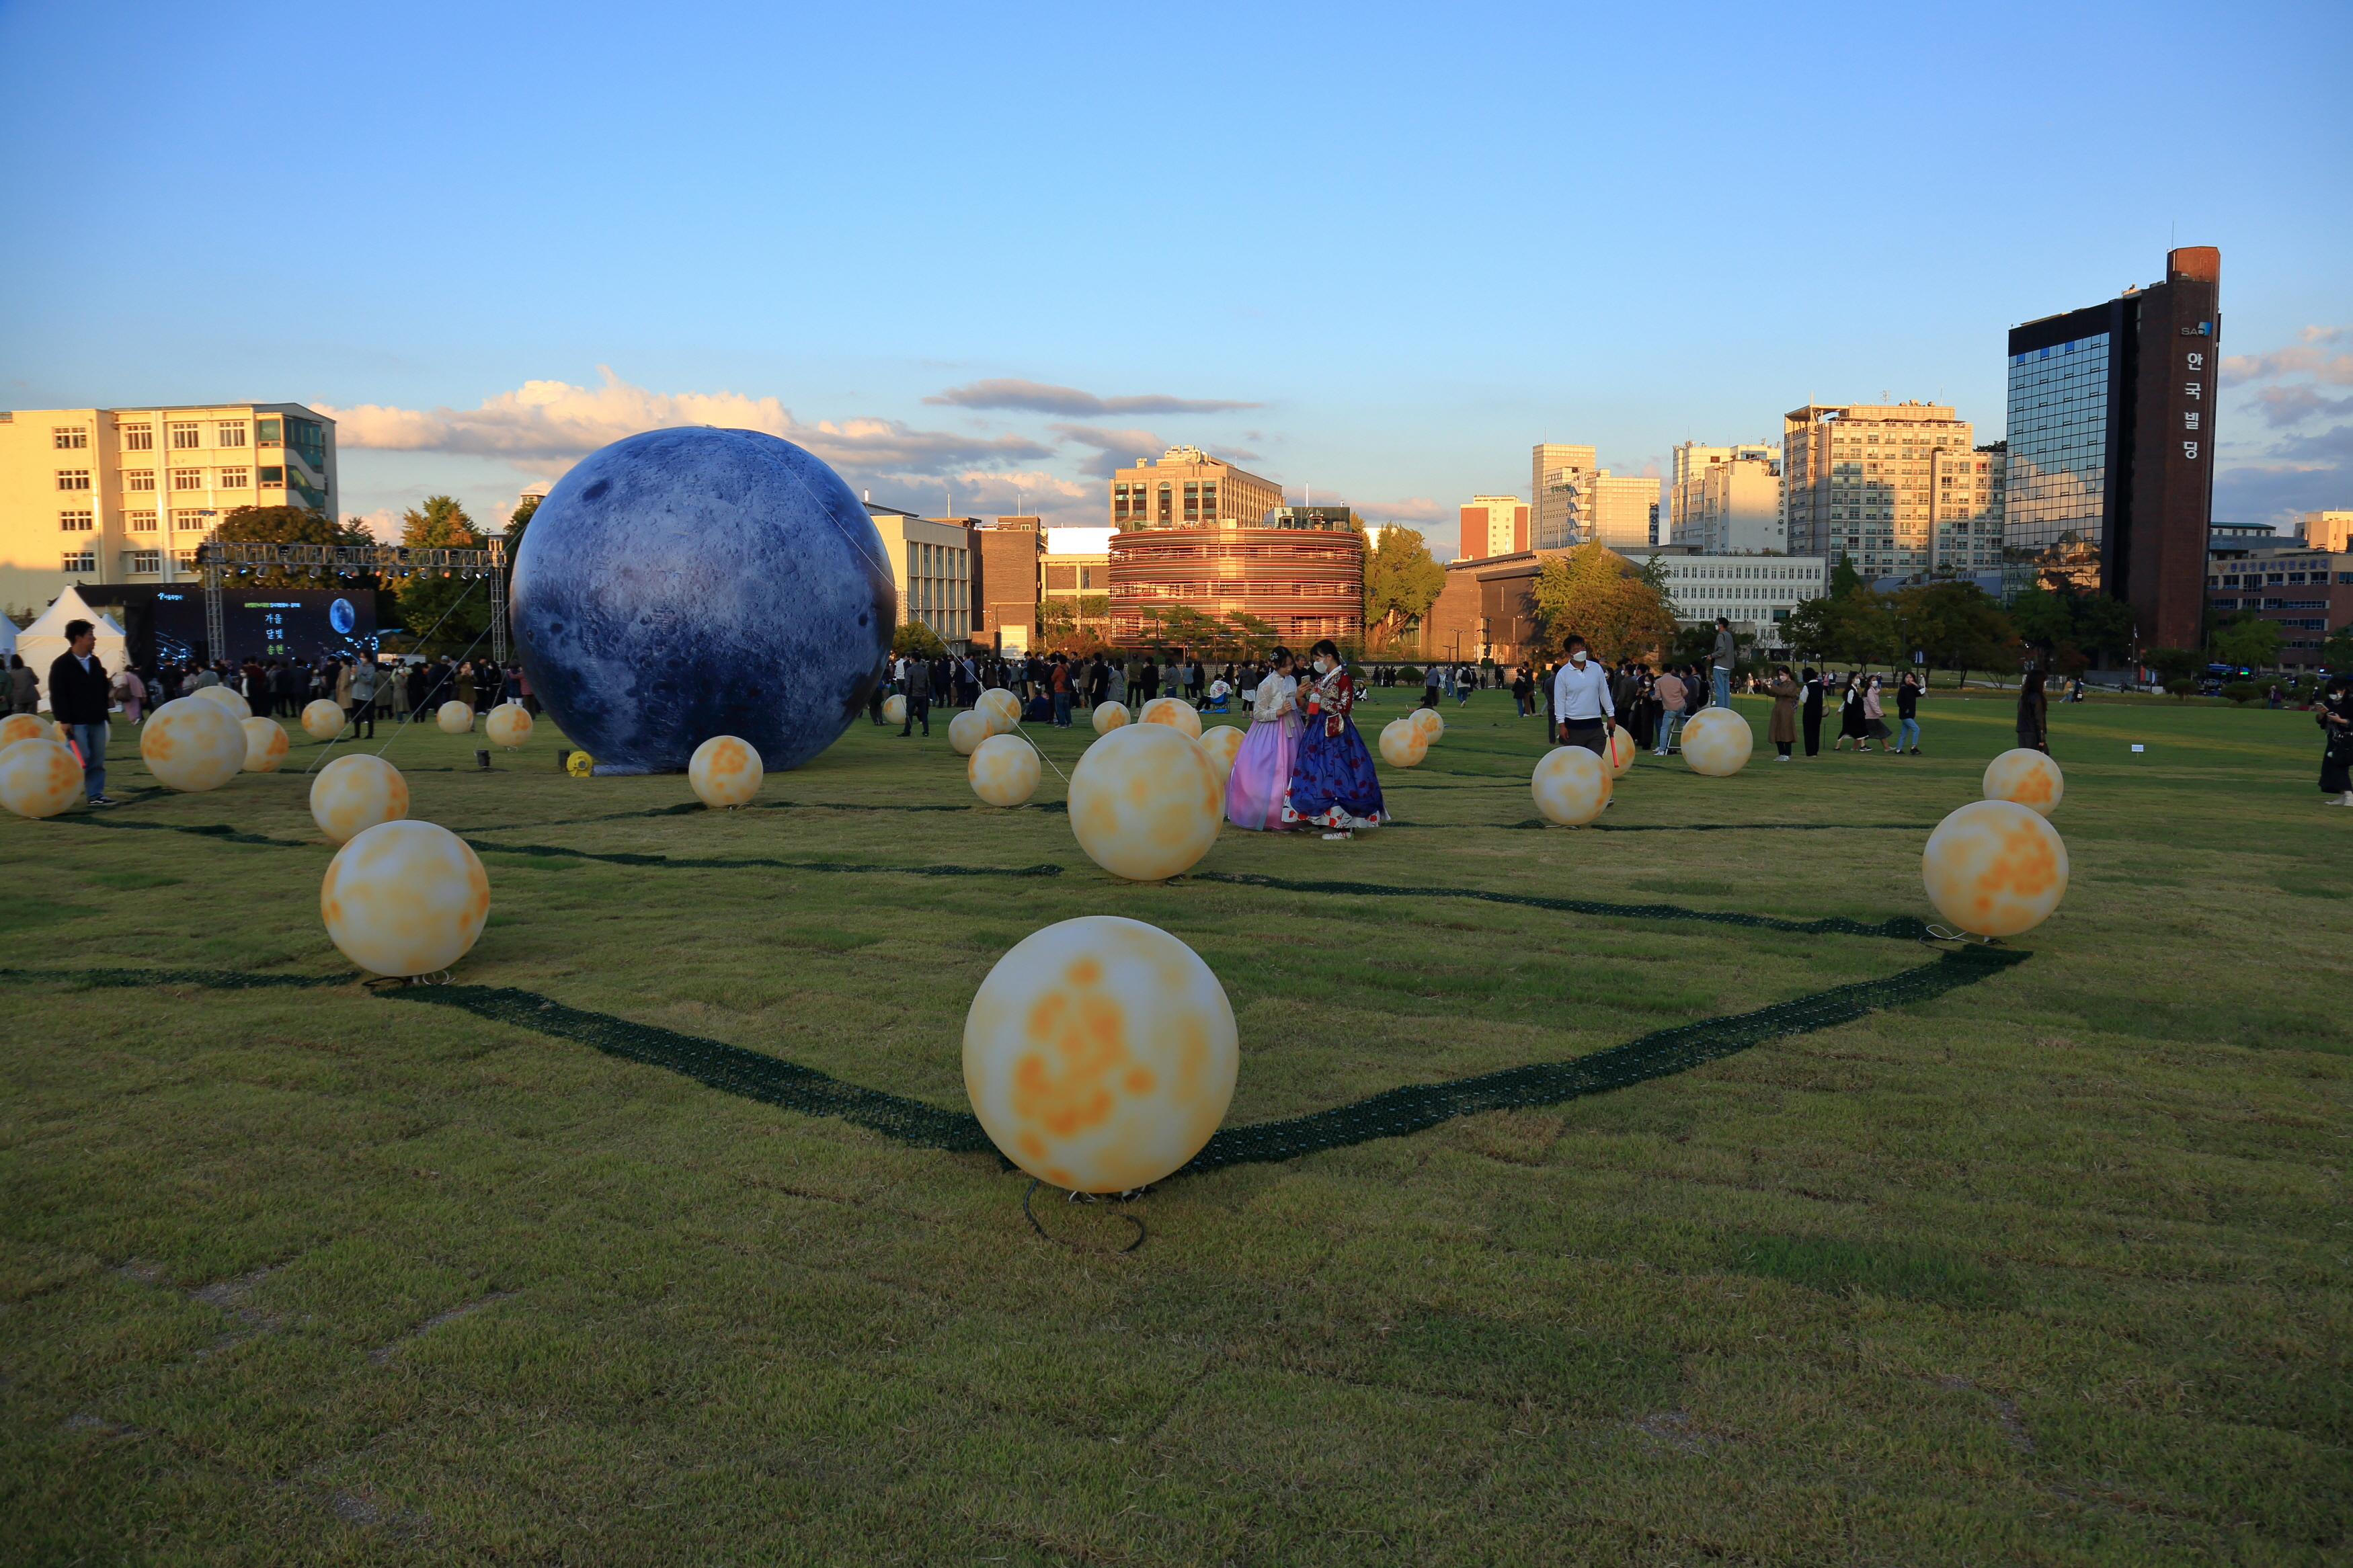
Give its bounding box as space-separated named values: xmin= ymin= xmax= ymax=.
xmin=2214 ymin=325 xmax=2353 ymax=526
xmin=2221 ymin=325 xmax=2353 ymax=388
xmin=926 ymin=378 xmax=1260 ymax=415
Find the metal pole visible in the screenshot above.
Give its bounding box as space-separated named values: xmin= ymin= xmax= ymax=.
xmin=201 ymin=543 xmax=225 ymax=667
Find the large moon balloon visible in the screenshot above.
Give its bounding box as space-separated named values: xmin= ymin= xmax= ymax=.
xmin=510 ymin=427 xmax=895 ymax=773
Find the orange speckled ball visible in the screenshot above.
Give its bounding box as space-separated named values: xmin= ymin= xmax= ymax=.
xmin=1605 ymin=725 xmax=1636 ymax=777
xmin=1091 ymin=701 xmax=1129 ymax=734
xmin=882 ymin=694 xmax=908 ymax=726
xmin=241 ymin=717 xmax=290 ymax=772
xmin=963 ymin=915 xmax=1238 ymax=1194
xmin=1140 ymin=696 xmax=1202 ymax=739
xmin=689 ymin=734 xmax=763 ymax=807
xmin=436 ymin=700 xmax=474 ymax=735
xmin=485 ymin=702 xmax=534 ymax=749
xmin=1378 ymin=718 xmax=1427 ymax=768
xmin=1531 ymin=745 xmax=1611 ymax=825
xmin=0 ymin=713 xmax=51 ymax=748
xmin=320 ymin=819 xmax=491 ymax=977
xmin=1681 ymin=711 xmax=1753 ymax=776
xmin=1982 ymin=748 xmax=2063 ymax=816
xmin=194 ymin=685 xmax=251 ymax=720
xmin=1068 ymin=723 xmax=1222 ymax=881
xmin=1410 ymin=706 xmax=1444 ymax=741
xmin=978 ymin=688 xmax=1022 ymax=734
xmin=1197 ymin=724 xmax=1244 ymax=784
xmin=300 ymin=699 xmax=346 ymax=741
xmin=309 ymin=753 xmax=409 ymax=843
xmin=968 ymin=733 xmax=1041 ymax=807
xmin=141 ymin=696 xmax=247 ymax=792
xmin=1922 ymin=800 xmax=2069 ymax=938
xmin=949 ymin=709 xmax=991 ymax=755
xmin=0 ymin=738 xmax=83 ymax=819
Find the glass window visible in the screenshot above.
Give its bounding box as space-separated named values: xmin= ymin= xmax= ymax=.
xmin=255 ymin=417 xmax=282 ymax=443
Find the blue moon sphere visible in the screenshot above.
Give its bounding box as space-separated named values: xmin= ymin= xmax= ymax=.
xmin=510 ymin=427 xmax=895 ymax=773
xmin=329 ymin=597 xmax=356 ymax=634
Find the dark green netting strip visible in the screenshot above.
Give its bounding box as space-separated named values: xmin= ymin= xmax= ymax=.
xmin=41 ymin=817 xmax=317 ymax=848
xmin=1182 ymin=871 xmax=1932 ymax=939
xmin=0 ymin=966 xmax=356 ymax=989
xmin=460 ymin=841 xmax=1064 ymax=877
xmin=1504 ymin=820 xmax=1940 ymax=833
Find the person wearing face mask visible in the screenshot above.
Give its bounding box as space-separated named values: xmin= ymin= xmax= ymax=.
xmin=1280 ymin=640 xmax=1384 ymax=839
xmin=1550 ymin=634 xmax=1616 ymax=759
xmin=1226 ymin=647 xmax=1302 ymax=831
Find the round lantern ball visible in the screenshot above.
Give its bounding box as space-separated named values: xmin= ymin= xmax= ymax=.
xmin=963 ymin=915 xmax=1240 ymax=1194
xmin=1922 ymin=799 xmax=2069 ymax=938
xmin=1197 ymin=724 xmax=1245 ymax=784
xmin=1531 ymin=745 xmax=1611 ymax=826
xmin=881 ymin=694 xmax=907 ymax=726
xmin=485 ymin=702 xmax=533 ymax=749
xmin=194 ymin=684 xmax=251 ymax=721
xmin=1605 ymin=725 xmax=1637 ymax=778
xmin=299 ymin=698 xmax=346 ymax=741
xmin=969 ymin=733 xmax=1041 ymax=807
xmin=1092 ymin=701 xmax=1129 ymax=735
xmin=321 ymin=819 xmax=491 ymax=978
xmin=436 ymin=701 xmax=473 ymax=735
xmin=1682 ymin=711 xmax=1753 ymax=777
xmin=1410 ymin=706 xmax=1445 ymax=742
xmin=1068 ymin=723 xmax=1222 ymax=882
xmin=948 ymin=709 xmax=991 ymax=755
xmin=241 ymin=717 xmax=290 ymax=773
xmin=1140 ymin=696 xmax=1202 ymax=739
xmin=978 ymin=688 xmax=1023 ymax=734
xmin=309 ymin=753 xmax=409 ymax=843
xmin=1378 ymin=718 xmax=1429 ymax=768
xmin=510 ymin=427 xmax=893 ymax=775
xmin=141 ymin=696 xmax=247 ymax=793
xmin=0 ymin=713 xmax=51 ymax=748
xmin=689 ymin=734 xmax=763 ymax=808
xmin=1983 ymin=748 xmax=2064 ymax=817
xmin=0 ymin=738 xmax=83 ymax=819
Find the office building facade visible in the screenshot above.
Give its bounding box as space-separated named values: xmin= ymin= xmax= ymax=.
xmin=2005 ymin=246 xmax=2221 ymax=649
xmin=1782 ymin=401 xmax=1993 ymax=575
xmin=1531 ymin=444 xmax=1657 ymax=550
xmin=1678 ymin=447 xmax=1787 ymax=554
xmin=1108 ymin=496 xmax=1363 ymax=649
xmin=0 ymin=402 xmax=337 ymax=614
xmin=2205 ymin=542 xmax=2352 ymax=667
xmin=863 ymin=501 xmax=976 ymax=650
xmin=1458 ymin=494 xmax=1529 ymax=560
xmin=1669 ymin=442 xmax=1781 ymax=547
xmin=1109 ymin=446 xmax=1284 ymax=530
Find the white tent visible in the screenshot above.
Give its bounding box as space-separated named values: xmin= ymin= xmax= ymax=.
xmin=18 ymin=586 xmax=130 ymax=711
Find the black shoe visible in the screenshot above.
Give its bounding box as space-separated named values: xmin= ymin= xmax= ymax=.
xmin=87 ymin=796 xmax=120 ymax=807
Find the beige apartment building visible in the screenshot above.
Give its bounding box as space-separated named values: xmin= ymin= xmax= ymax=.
xmin=1457 ymin=494 xmax=1528 ymax=561
xmin=1782 ymin=401 xmax=2002 ymax=575
xmin=1677 ymin=447 xmax=1787 ymax=554
xmin=2303 ymin=511 xmax=2352 ymax=553
xmin=1671 ymin=442 xmax=1782 ymax=547
xmin=1531 ymin=444 xmax=1657 ymax=550
xmin=1110 ymin=446 xmax=1284 ymax=530
xmin=863 ymin=501 xmax=975 ymax=649
xmin=0 ymin=402 xmax=337 ymax=616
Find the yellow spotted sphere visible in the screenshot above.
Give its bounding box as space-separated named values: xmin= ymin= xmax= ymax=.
xmin=963 ymin=915 xmax=1239 ymax=1194
xmin=1139 ymin=696 xmax=1201 ymax=739
xmin=1068 ymin=724 xmax=1222 ymax=881
xmin=968 ymin=733 xmax=1041 ymax=807
xmin=882 ymin=694 xmax=908 ymax=726
xmin=1531 ymin=745 xmax=1611 ymax=826
xmin=1605 ymin=725 xmax=1636 ymax=778
xmin=977 ymin=688 xmax=1022 ymax=734
xmin=0 ymin=738 xmax=83 ymax=819
xmin=948 ymin=709 xmax=992 ymax=755
xmin=241 ymin=717 xmax=290 ymax=772
xmin=300 ymin=699 xmax=346 ymax=741
xmin=141 ymin=696 xmax=247 ymax=792
xmin=1922 ymin=800 xmax=2069 ymax=938
xmin=1091 ymin=701 xmax=1129 ymax=734
xmin=1681 ymin=711 xmax=1753 ymax=776
xmin=485 ymin=702 xmax=534 ymax=749
xmin=309 ymin=753 xmax=409 ymax=843
xmin=1982 ymin=748 xmax=2063 ymax=817
xmin=1378 ymin=718 xmax=1429 ymax=768
xmin=1197 ymin=724 xmax=1245 ymax=784
xmin=321 ymin=819 xmax=491 ymax=978
xmin=436 ymin=700 xmax=474 ymax=735
xmin=194 ymin=684 xmax=251 ymax=720
xmin=689 ymin=734 xmax=763 ymax=807
xmin=0 ymin=713 xmax=51 ymax=748
xmin=1410 ymin=706 xmax=1445 ymax=741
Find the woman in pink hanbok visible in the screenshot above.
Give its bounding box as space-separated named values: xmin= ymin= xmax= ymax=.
xmin=1224 ymin=649 xmax=1300 ymax=830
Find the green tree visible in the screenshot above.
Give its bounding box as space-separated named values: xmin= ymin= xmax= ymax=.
xmin=1225 ymin=611 xmax=1279 ymax=661
xmin=891 ymin=620 xmax=948 ymax=659
xmin=1363 ymin=527 xmax=1447 ymax=653
xmin=505 ymin=493 xmax=540 ymax=558
xmin=2221 ymin=682 xmax=2261 ymax=706
xmin=2321 ymin=620 xmax=2353 ymax=673
xmin=2008 ymin=586 xmax=2074 ymax=657
xmin=2210 ymin=612 xmax=2280 ymax=671
xmin=1891 ymin=580 xmax=2014 ymax=688
xmin=213 ymin=505 xmax=339 ymax=589
xmin=1529 ymin=542 xmax=1677 ymax=663
xmin=390 ymin=496 xmax=491 ymax=652
xmin=2143 ymin=646 xmax=2202 ymax=699
xmin=1037 ymin=597 xmax=1076 ymax=643
xmin=2076 ymin=593 xmax=2137 ymax=662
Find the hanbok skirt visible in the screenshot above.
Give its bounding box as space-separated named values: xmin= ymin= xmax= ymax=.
xmin=1225 ymin=714 xmax=1299 ymax=830
xmin=1282 ymin=717 xmax=1385 ymax=830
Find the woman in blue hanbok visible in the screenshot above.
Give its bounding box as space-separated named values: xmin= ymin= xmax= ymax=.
xmin=1281 ymin=640 xmax=1385 ymax=839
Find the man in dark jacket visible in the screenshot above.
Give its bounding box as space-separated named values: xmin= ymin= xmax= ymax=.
xmin=47 ymin=618 xmax=118 ymax=807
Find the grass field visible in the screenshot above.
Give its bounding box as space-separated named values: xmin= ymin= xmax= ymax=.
xmin=3 ymin=686 xmax=2347 ymax=1566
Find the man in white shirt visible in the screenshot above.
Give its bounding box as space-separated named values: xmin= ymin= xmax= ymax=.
xmin=1550 ymin=635 xmax=1617 ymax=757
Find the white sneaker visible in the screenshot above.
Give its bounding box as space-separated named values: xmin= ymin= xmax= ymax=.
xmin=1321 ymin=830 xmax=1351 ymax=840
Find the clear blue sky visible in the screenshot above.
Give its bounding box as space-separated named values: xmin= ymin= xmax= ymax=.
xmin=3 ymin=0 xmax=2346 ymax=550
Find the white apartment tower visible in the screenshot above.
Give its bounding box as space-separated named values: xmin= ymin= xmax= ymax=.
xmin=1670 ymin=441 xmax=1782 ymax=548
xmin=1781 ymin=401 xmax=2001 ymax=575
xmin=1531 ymin=443 xmax=1660 ymax=551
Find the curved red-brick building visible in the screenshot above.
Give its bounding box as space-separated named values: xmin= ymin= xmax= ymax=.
xmin=1109 ymin=521 xmax=1364 ymax=649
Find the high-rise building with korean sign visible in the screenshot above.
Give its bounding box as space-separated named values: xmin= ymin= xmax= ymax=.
xmin=2003 ymin=246 xmax=2220 ymax=651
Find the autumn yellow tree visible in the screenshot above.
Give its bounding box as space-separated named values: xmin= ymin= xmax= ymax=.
xmin=1528 ymin=542 xmax=1677 ymax=663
